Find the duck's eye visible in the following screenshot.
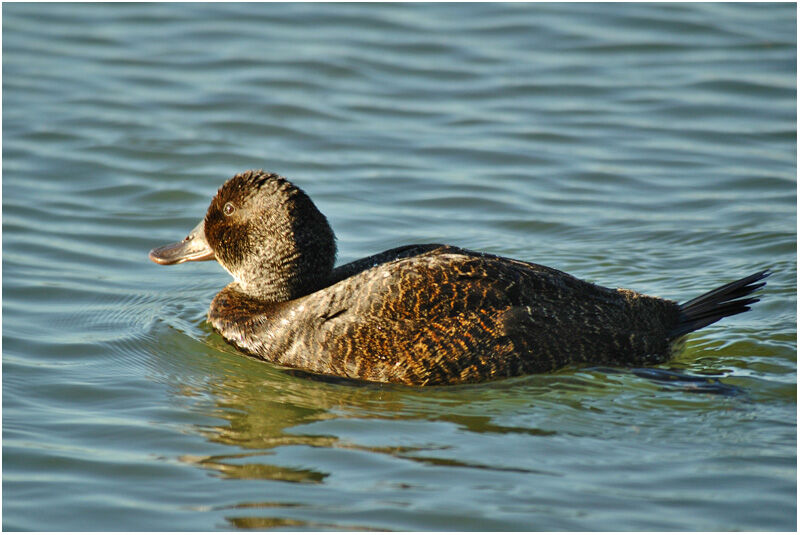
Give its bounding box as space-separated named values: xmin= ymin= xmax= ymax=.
xmin=223 ymin=202 xmax=235 ymax=216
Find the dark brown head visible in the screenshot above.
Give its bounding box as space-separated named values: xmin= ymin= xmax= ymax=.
xmin=149 ymin=170 xmax=336 ymax=302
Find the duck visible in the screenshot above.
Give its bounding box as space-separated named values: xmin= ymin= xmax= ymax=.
xmin=149 ymin=170 xmax=769 ymax=386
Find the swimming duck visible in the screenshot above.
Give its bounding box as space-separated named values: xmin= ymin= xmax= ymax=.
xmin=149 ymin=170 xmax=769 ymax=386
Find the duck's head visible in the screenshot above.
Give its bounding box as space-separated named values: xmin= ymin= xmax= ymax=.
xmin=149 ymin=170 xmax=336 ymax=302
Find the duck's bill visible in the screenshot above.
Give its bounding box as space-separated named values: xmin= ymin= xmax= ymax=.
xmin=149 ymin=220 xmax=215 ymax=265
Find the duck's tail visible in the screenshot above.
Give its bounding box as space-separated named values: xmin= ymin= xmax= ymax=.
xmin=671 ymin=269 xmax=770 ymax=338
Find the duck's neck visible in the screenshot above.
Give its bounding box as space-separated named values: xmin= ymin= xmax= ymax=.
xmin=226 ymin=227 xmax=337 ymax=304
xmin=233 ymin=259 xmax=333 ymax=303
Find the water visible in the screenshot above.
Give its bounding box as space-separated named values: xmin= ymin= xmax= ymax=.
xmin=3 ymin=3 xmax=796 ymax=531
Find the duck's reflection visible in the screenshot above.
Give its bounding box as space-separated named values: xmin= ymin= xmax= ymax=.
xmin=177 ymin=333 xmax=740 ymax=529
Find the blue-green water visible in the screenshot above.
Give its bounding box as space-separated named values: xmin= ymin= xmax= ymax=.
xmin=3 ymin=3 xmax=796 ymax=531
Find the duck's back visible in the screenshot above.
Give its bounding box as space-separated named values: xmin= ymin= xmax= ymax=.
xmin=208 ymin=245 xmax=682 ymax=385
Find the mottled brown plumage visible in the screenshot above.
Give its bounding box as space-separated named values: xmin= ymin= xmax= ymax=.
xmin=149 ymin=170 xmax=768 ymax=386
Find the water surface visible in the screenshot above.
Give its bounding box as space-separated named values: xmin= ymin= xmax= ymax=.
xmin=3 ymin=3 xmax=796 ymax=531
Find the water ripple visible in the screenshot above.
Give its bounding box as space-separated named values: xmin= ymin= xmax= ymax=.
xmin=3 ymin=2 xmax=795 ymax=531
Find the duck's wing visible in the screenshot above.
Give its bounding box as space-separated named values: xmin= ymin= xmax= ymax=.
xmin=299 ymin=249 xmax=682 ymax=385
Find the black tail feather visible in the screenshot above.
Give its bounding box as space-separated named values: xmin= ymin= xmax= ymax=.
xmin=672 ymin=269 xmax=770 ymax=338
